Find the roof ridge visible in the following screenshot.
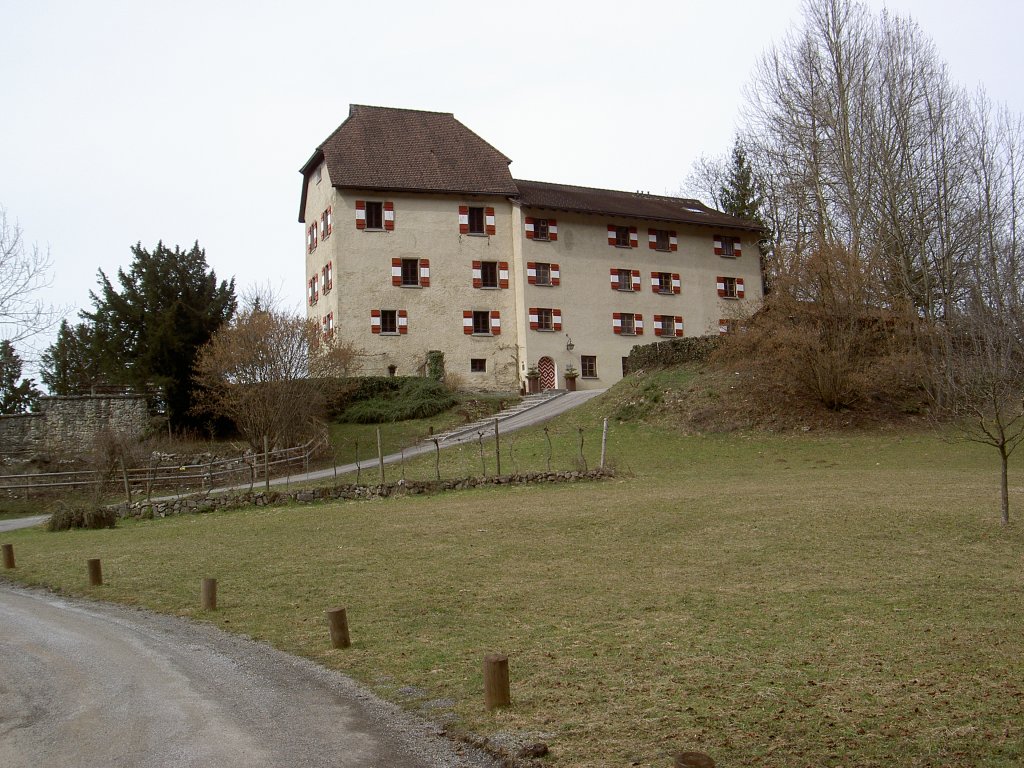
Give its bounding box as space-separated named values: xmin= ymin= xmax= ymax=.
xmin=348 ymin=104 xmax=455 ymax=117
xmin=514 ymin=178 xmax=704 ymax=206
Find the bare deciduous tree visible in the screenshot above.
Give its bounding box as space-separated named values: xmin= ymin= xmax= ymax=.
xmin=0 ymin=206 xmax=60 ymax=345
xmin=194 ymin=304 xmax=361 ymax=449
xmin=934 ymin=308 xmax=1023 ymax=526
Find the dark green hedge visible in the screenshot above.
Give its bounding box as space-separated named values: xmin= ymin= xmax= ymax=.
xmin=625 ymin=336 xmax=720 ymax=372
xmin=329 ymin=377 xmax=457 ymax=424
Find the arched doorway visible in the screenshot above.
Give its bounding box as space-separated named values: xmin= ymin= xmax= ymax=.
xmin=538 ymin=356 xmax=556 ymax=390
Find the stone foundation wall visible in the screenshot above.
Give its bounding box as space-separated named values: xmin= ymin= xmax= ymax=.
xmin=119 ymin=468 xmax=615 ymax=519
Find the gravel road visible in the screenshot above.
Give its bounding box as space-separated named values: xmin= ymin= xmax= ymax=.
xmin=0 ymin=585 xmax=503 ymax=768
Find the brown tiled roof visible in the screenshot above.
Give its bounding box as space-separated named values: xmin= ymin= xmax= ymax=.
xmin=300 ymin=105 xmax=517 ymax=220
xmin=514 ymin=179 xmax=762 ymax=232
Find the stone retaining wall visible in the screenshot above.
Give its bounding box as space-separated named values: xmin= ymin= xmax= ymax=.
xmin=120 ymin=468 xmax=615 ymax=519
xmin=0 ymin=413 xmax=45 ymax=456
xmin=0 ymin=395 xmax=149 ymax=457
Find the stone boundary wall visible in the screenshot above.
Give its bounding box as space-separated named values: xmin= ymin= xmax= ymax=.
xmin=120 ymin=468 xmax=615 ymax=519
xmin=0 ymin=413 xmax=46 ymax=456
xmin=0 ymin=395 xmax=149 ymax=457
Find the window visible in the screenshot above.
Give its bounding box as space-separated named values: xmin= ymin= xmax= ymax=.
xmin=314 ymin=164 xmax=322 ymax=184
xmin=473 ymin=260 xmax=508 ymax=289
xmin=525 ymin=217 xmax=558 ymax=241
xmin=617 ymin=268 xmax=632 ymax=291
xmin=322 ymin=312 xmax=334 ymax=336
xmin=460 ymin=205 xmax=495 ymax=235
xmin=307 ymin=275 xmax=318 ymax=306
xmin=719 ymin=318 xmax=736 ymax=335
xmin=306 ymin=223 xmax=318 ymax=253
xmin=528 ymin=307 xmax=562 ymax=331
xmin=463 ymin=310 xmax=501 ymax=335
xmin=393 ymin=258 xmax=430 ymax=287
xmin=714 ymin=235 xmax=742 ymax=258
xmin=357 ymin=200 xmax=394 ymax=230
xmin=473 ymin=310 xmax=490 ymax=334
xmin=657 ymin=272 xmax=672 ymax=294
xmin=535 ymin=263 xmax=552 ymax=286
xmin=401 ymin=259 xmax=419 ymax=287
xmin=659 ymin=315 xmax=675 ymax=336
xmin=480 ymin=261 xmax=498 ymax=288
xmin=365 ymin=201 xmax=383 ymax=230
xmin=320 ymin=207 xmax=333 ymax=240
xmin=611 ymin=268 xmax=639 ymax=291
xmin=581 ymin=355 xmax=597 ymax=378
xmin=470 ymin=358 xmax=487 ymax=373
xmin=612 ymin=312 xmax=643 ymax=335
xmin=322 ymin=262 xmax=333 ymax=293
xmin=371 ymin=309 xmax=408 ymax=335
xmin=716 ymin=276 xmax=745 ymax=299
xmin=608 ymin=224 xmax=638 ymax=247
xmin=648 ymin=228 xmax=678 ymax=251
xmin=527 ymin=262 xmax=560 ymax=286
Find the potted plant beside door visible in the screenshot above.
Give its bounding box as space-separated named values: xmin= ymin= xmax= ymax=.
xmin=563 ymin=363 xmax=578 ymax=392
xmin=526 ymin=366 xmax=541 ymax=394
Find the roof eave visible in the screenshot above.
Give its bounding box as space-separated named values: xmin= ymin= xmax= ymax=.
xmin=297 ymin=149 xmax=326 ymax=223
xmin=519 ymin=202 xmax=763 ymax=232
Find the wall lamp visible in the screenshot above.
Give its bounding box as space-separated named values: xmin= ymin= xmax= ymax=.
xmin=565 ymin=334 xmax=575 ymax=351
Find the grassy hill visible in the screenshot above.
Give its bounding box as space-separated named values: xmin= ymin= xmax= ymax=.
xmin=2 ymin=378 xmax=1021 ymax=767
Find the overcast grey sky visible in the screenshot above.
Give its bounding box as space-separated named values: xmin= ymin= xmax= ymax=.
xmin=1 ymin=0 xmax=1020 ymax=366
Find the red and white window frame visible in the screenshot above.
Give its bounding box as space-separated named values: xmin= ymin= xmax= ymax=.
xmin=648 ymin=228 xmax=678 ymax=251
xmin=527 ymin=307 xmax=563 ymax=332
xmin=610 ymin=268 xmax=641 ymax=292
xmin=524 ymin=217 xmax=558 ymax=241
xmin=653 ymin=315 xmax=684 ymax=337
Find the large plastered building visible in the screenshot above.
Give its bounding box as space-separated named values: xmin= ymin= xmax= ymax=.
xmin=300 ymin=105 xmax=762 ymax=391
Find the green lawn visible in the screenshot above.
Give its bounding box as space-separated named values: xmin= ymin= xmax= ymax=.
xmin=2 ymin=408 xmax=1021 ymax=767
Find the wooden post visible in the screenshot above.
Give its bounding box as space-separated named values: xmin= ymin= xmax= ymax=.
xmin=263 ymin=435 xmax=270 ymax=492
xmin=494 ymin=419 xmax=501 ymax=476
xmin=201 ymin=578 xmax=217 ymax=610
xmin=483 ymin=653 xmax=511 ymax=709
xmin=119 ymin=457 xmax=132 ymax=505
xmin=432 ymin=438 xmax=441 ymax=480
xmin=376 ymin=427 xmax=385 ymax=484
xmin=478 ymin=431 xmax=487 ymax=476
xmin=600 ymin=417 xmax=608 ymax=469
xmin=2 ymin=543 xmax=15 ymax=569
xmin=87 ymin=558 xmax=103 ymax=586
xmin=326 ymin=607 xmax=351 ymax=648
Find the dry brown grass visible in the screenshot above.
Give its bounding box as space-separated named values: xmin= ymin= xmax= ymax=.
xmin=3 ymin=419 xmax=1022 ymax=767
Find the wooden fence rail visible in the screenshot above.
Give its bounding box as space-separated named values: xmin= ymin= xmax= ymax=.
xmin=0 ymin=435 xmax=328 ymax=495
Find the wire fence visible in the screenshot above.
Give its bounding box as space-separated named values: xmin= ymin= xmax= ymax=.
xmin=0 ymin=435 xmax=329 ymax=497
xmin=337 ymin=418 xmax=612 ymax=486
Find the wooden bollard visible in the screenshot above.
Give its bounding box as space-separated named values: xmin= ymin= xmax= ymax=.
xmin=2 ymin=544 xmax=14 ymax=569
xmin=675 ymin=752 xmax=715 ymax=768
xmin=326 ymin=607 xmax=351 ymax=649
xmin=201 ymin=578 xmax=217 ymax=611
xmin=483 ymin=653 xmax=511 ymax=710
xmin=87 ymin=558 xmax=103 ymax=586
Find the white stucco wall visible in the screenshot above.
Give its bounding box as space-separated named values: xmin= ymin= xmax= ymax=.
xmin=303 ymin=174 xmax=761 ymax=392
